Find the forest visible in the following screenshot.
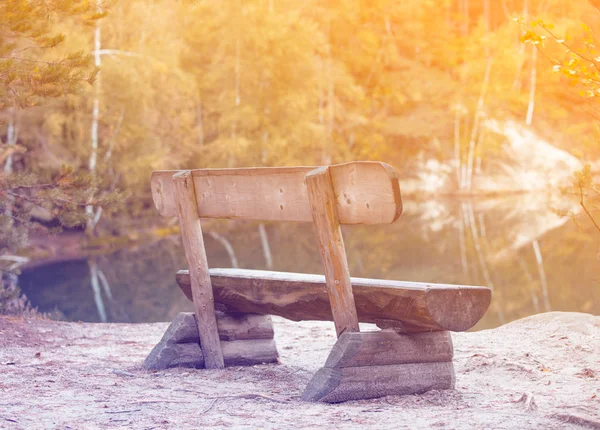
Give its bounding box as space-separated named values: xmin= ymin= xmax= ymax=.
xmin=1 ymin=0 xmax=600 ymax=324
xmin=2 ymin=1 xmax=600 ymax=428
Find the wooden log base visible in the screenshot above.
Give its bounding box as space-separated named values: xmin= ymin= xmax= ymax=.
xmin=325 ymin=330 xmax=453 ymax=368
xmin=143 ymin=312 xmax=278 ymax=370
xmin=144 ymin=342 xmax=204 ymax=370
xmin=302 ymin=330 xmax=456 ymax=403
xmin=301 ymin=361 xmax=456 ymax=403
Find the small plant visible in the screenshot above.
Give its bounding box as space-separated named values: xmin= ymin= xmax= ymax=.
xmin=0 ymin=272 xmax=34 ymax=315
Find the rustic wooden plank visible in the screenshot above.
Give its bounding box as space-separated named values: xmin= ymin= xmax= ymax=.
xmin=143 ymin=339 xmax=278 ymax=370
xmin=176 ymin=268 xmax=491 ymax=332
xmin=324 ymin=330 xmax=453 ymax=368
xmin=173 ymin=170 xmax=224 ymax=369
xmin=306 ymin=166 xmax=359 ymax=337
xmin=301 ymin=361 xmax=455 ymax=403
xmin=221 ymin=339 xmax=279 ymax=366
xmin=151 ymin=161 xmax=402 ymax=225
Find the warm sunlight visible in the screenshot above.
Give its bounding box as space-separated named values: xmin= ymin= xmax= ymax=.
xmin=1 ymin=0 xmax=599 ymax=428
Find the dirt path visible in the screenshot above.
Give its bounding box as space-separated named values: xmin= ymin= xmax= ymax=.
xmin=1 ymin=312 xmax=599 ymax=429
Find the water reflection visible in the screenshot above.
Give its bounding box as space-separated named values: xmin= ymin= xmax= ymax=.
xmin=18 ymin=194 xmax=599 ymax=330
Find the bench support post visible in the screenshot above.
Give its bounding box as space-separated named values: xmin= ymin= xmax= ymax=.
xmin=306 ymin=167 xmax=359 ymax=337
xmin=173 ymin=170 xmax=224 ymax=369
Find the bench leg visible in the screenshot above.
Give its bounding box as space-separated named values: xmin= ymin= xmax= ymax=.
xmin=305 ymin=166 xmax=360 ymax=337
xmin=143 ymin=312 xmax=279 ymax=370
xmin=172 ymin=171 xmax=224 ymax=369
xmin=302 ymin=330 xmax=455 ymax=403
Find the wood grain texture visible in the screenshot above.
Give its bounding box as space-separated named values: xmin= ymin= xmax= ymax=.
xmin=176 ymin=268 xmax=491 ymax=332
xmin=143 ymin=339 xmax=278 ymax=370
xmin=151 ymin=162 xmax=402 ymax=225
xmin=301 ymin=361 xmax=455 ymax=403
xmin=306 ymin=166 xmax=359 ymax=337
xmin=173 ymin=170 xmax=224 ymax=369
xmin=324 ymin=330 xmax=453 ymax=368
xmin=153 ymin=312 xmax=200 ymax=345
xmin=221 ymin=339 xmax=279 ymax=366
xmin=143 ymin=342 xmax=205 ymax=370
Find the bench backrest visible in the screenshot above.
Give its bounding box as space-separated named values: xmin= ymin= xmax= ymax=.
xmin=151 ymin=161 xmax=402 ymax=225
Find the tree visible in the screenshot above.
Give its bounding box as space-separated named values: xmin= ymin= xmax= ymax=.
xmin=0 ymin=1 xmax=101 ymax=110
xmin=0 ymin=1 xmax=112 ymax=312
xmin=520 ymin=1 xmax=600 ymax=233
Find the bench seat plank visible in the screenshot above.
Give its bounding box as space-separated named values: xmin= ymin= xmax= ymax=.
xmin=176 ymin=268 xmax=491 ymax=333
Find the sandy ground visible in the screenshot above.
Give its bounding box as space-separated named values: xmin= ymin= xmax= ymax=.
xmin=0 ymin=312 xmax=599 ymax=429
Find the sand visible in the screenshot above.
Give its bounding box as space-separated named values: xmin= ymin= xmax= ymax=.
xmin=0 ymin=312 xmax=598 ymax=429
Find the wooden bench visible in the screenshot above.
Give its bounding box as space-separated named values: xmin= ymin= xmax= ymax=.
xmin=143 ymin=161 xmax=491 ymax=403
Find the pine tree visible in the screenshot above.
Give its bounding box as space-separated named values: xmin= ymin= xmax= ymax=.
xmin=0 ymin=1 xmax=111 ymax=283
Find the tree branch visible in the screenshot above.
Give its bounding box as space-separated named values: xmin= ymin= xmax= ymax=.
xmin=580 ymin=185 xmax=600 ymax=233
xmin=539 ymin=25 xmax=600 ymax=74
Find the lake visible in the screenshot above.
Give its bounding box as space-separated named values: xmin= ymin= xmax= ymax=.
xmin=18 ymin=193 xmax=599 ymax=330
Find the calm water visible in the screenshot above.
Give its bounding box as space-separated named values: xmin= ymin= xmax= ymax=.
xmin=19 ymin=194 xmax=600 ymax=330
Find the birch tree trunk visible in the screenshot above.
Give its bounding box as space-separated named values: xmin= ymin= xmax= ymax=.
xmin=86 ymin=3 xmax=103 ymax=234
xmin=517 ymin=255 xmax=540 ymax=313
xmin=477 ymin=213 xmax=487 ymax=238
xmin=454 ymin=105 xmax=462 ymax=186
xmin=525 ymin=44 xmax=537 ymax=126
xmin=4 ymin=110 xmax=18 ymax=220
xmin=87 ymin=2 xmax=106 ymax=323
xmin=458 ymin=203 xmax=469 ymax=277
xmin=463 ymin=57 xmax=493 ymax=192
xmin=467 ymin=202 xmax=505 ymax=324
xmin=209 ymin=231 xmax=239 ymax=268
xmin=88 ymin=259 xmax=107 ymax=322
xmin=97 ymin=267 xmax=113 ymax=300
xmin=258 ymin=223 xmax=273 ymax=269
xmin=532 ymin=239 xmax=550 ymax=311
xmin=4 ymin=110 xmax=17 ymax=174
xmin=467 ymin=202 xmax=493 ymax=290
